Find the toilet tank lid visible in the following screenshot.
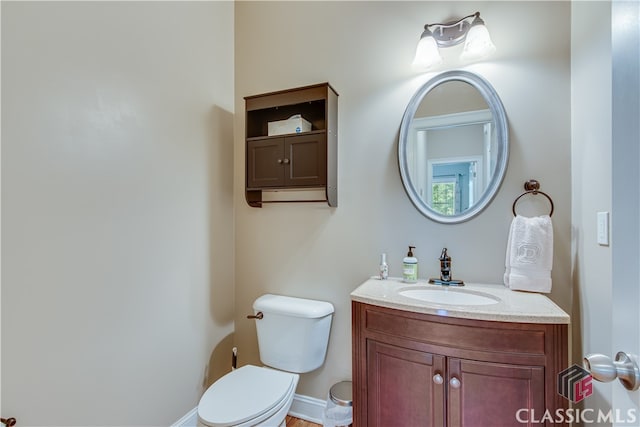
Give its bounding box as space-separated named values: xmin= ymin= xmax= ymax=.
xmin=253 ymin=294 xmax=334 ymax=318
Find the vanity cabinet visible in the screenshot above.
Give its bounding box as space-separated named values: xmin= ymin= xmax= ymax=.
xmin=244 ymin=83 xmax=338 ymax=207
xmin=352 ymin=301 xmax=568 ymax=427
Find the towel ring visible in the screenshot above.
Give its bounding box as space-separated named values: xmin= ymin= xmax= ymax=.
xmin=512 ymin=179 xmax=554 ymax=217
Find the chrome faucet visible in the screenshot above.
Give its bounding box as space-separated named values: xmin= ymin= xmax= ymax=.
xmin=429 ymin=248 xmax=464 ymax=286
xmin=439 ymin=248 xmax=452 ymax=282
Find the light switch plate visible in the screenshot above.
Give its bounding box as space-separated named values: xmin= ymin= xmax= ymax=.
xmin=597 ymin=211 xmax=610 ymax=246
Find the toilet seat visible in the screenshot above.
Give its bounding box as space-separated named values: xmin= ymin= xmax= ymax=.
xmin=198 ymin=365 xmax=298 ymax=427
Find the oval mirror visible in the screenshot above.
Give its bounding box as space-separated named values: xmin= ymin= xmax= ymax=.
xmin=398 ymin=70 xmax=508 ymax=223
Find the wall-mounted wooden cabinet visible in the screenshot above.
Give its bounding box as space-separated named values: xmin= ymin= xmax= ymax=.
xmin=352 ymin=302 xmax=569 ymax=427
xmin=244 ymin=83 xmax=338 ymax=208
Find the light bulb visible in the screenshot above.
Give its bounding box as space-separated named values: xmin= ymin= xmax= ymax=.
xmin=461 ymin=23 xmax=496 ymax=60
xmin=412 ymin=31 xmax=443 ymax=69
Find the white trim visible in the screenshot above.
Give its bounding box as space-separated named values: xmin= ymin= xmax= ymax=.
xmin=171 ymin=394 xmax=327 ymax=427
xmin=288 ymin=393 xmax=327 ymax=424
xmin=172 ymin=407 xmax=198 ymax=427
xmin=411 ymin=108 xmax=492 ymax=131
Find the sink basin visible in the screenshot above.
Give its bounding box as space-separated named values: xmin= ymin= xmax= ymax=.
xmin=399 ymin=287 xmax=501 ymax=306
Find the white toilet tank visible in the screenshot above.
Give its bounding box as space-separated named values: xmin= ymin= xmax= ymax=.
xmin=253 ymin=294 xmax=334 ymax=373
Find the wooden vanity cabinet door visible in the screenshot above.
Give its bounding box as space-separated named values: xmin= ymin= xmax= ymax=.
xmin=446 ymin=358 xmax=545 ymax=427
xmin=284 ymin=133 xmax=326 ymax=187
xmin=247 ymin=137 xmax=285 ymax=188
xmin=366 ymin=340 xmax=445 ymax=427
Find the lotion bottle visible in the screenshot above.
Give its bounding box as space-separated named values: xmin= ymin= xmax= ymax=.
xmin=379 ymin=253 xmax=389 ymax=280
xmin=402 ymin=246 xmax=418 ymax=283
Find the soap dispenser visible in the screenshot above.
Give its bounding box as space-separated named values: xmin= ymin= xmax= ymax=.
xmin=402 ymin=246 xmax=418 ymax=283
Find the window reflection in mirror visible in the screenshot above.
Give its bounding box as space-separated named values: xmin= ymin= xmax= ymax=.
xmin=431 ymin=160 xmax=480 ymax=215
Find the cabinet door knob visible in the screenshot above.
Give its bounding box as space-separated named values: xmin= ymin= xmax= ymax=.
xmin=277 ymin=159 xmax=283 ymax=164
xmin=283 ymin=158 xmax=290 ymax=164
xmin=449 ymin=377 xmax=461 ymax=389
xmin=433 ymin=373 xmax=444 ymax=385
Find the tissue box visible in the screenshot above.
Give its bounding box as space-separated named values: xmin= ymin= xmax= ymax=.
xmin=268 ymin=114 xmax=311 ymax=136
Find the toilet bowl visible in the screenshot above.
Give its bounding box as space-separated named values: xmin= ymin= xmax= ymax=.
xmin=197 ymin=294 xmax=334 ymax=427
xmin=197 ymin=365 xmax=299 ymax=427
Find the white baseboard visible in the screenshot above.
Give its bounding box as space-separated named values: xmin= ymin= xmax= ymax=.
xmin=172 ymin=394 xmax=327 ymax=427
xmin=289 ymin=393 xmax=327 ymax=424
xmin=172 ymin=407 xmax=198 ymax=427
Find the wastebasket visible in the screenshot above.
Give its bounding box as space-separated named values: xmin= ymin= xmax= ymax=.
xmin=322 ymin=380 xmax=352 ymax=427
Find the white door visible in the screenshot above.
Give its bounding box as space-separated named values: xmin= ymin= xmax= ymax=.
xmin=584 ymin=1 xmax=640 ymax=422
xmin=611 ymin=0 xmax=640 ymax=421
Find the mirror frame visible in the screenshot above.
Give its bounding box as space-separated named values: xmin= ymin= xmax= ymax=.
xmin=398 ymin=70 xmax=509 ymax=223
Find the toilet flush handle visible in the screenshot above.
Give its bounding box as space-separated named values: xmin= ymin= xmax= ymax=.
xmin=247 ymin=312 xmax=263 ymax=320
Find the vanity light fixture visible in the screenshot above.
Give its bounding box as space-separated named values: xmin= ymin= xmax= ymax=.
xmin=413 ymin=12 xmax=496 ymax=69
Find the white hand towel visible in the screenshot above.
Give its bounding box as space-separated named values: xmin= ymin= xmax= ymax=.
xmin=504 ymin=215 xmax=553 ymax=293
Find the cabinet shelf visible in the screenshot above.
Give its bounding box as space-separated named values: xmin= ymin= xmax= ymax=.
xmin=244 ymin=83 xmax=338 ymax=208
xmin=246 ymin=129 xmax=326 ymax=142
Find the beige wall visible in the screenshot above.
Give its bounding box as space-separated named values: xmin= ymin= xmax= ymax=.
xmin=1 ymin=2 xmax=234 ymax=425
xmin=571 ymin=0 xmax=613 ymax=417
xmin=234 ymin=1 xmax=572 ymax=400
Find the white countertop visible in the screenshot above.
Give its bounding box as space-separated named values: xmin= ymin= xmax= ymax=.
xmin=350 ymin=277 xmax=570 ymax=324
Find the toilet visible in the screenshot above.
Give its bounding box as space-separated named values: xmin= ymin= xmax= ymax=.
xmin=197 ymin=294 xmax=335 ymax=427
